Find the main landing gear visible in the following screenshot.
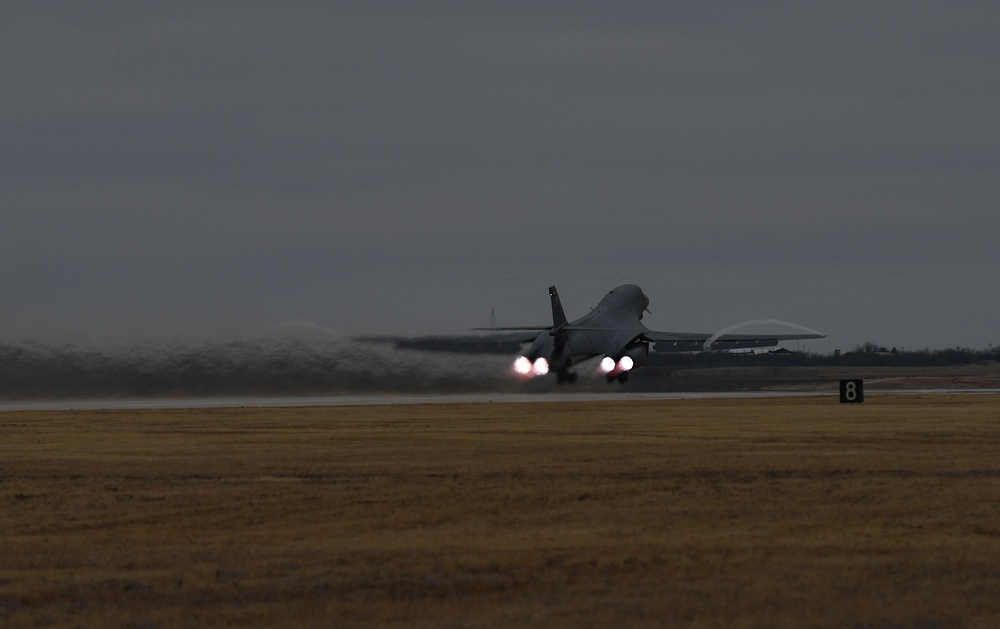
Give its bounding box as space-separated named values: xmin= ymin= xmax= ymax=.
xmin=556 ymin=370 xmax=578 ymax=385
xmin=606 ymin=371 xmax=629 ymax=384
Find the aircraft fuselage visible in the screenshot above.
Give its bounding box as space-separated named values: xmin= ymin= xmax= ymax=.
xmin=502 ymin=283 xmax=823 ymax=384
xmin=516 ymin=285 xmax=652 ymax=383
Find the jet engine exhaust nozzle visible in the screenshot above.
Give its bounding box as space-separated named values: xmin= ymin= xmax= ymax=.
xmin=513 ymin=355 xmax=550 ymax=377
xmin=513 ymin=356 xmax=533 ymax=375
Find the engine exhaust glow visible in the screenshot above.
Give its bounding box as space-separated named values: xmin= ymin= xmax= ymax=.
xmin=513 ymin=355 xmax=550 ymax=377
xmin=599 ymin=356 xmax=616 ymax=373
xmin=532 ymin=357 xmax=549 ymax=376
xmin=513 ymin=355 xmax=533 ymax=375
xmin=618 ymin=356 xmax=634 ymax=371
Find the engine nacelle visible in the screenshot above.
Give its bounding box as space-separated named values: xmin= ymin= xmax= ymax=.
xmin=619 ymin=343 xmax=648 ymax=370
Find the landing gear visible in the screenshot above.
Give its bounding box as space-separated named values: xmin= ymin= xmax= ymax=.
xmin=606 ymin=372 xmax=629 ymax=384
xmin=556 ymin=370 xmax=578 ymax=385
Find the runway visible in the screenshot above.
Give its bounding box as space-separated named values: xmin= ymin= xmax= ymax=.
xmin=3 ymin=389 xmax=1000 ymax=411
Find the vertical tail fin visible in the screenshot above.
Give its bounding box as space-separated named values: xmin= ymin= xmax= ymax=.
xmin=548 ymin=286 xmax=567 ymax=329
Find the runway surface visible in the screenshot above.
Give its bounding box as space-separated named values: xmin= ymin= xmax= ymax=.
xmin=4 ymin=389 xmax=1000 ymax=411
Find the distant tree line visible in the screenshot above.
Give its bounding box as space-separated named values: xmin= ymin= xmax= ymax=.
xmin=649 ymin=343 xmax=1000 ymax=368
xmin=829 ymin=343 xmax=1000 ymax=367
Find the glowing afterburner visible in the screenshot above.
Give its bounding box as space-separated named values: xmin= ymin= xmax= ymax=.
xmin=513 ymin=355 xmax=533 ymax=375
xmin=532 ymin=357 xmax=550 ymax=376
xmin=512 ymin=355 xmax=550 ymax=377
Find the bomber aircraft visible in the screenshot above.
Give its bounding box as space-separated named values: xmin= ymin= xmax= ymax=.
xmin=475 ymin=284 xmax=824 ymax=384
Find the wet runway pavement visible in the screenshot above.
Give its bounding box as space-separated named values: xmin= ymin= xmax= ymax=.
xmin=3 ymin=389 xmax=999 ymax=412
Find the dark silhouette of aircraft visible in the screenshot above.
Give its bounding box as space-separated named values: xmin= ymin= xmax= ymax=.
xmin=474 ymin=284 xmax=824 ymax=384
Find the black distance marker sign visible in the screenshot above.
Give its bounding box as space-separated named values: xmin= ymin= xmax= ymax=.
xmin=840 ymin=379 xmax=864 ymax=404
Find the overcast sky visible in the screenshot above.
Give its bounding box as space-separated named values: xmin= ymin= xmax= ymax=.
xmin=3 ymin=3 xmax=998 ymax=352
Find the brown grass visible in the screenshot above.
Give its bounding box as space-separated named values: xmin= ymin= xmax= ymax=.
xmin=2 ymin=395 xmax=1000 ymax=627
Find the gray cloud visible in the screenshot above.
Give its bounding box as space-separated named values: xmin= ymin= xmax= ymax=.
xmin=2 ymin=3 xmax=999 ymax=351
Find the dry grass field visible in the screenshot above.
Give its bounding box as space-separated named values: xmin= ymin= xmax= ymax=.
xmin=2 ymin=395 xmax=1000 ymax=628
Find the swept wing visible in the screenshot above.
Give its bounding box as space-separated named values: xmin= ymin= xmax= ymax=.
xmin=644 ymin=330 xmax=824 ymax=353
